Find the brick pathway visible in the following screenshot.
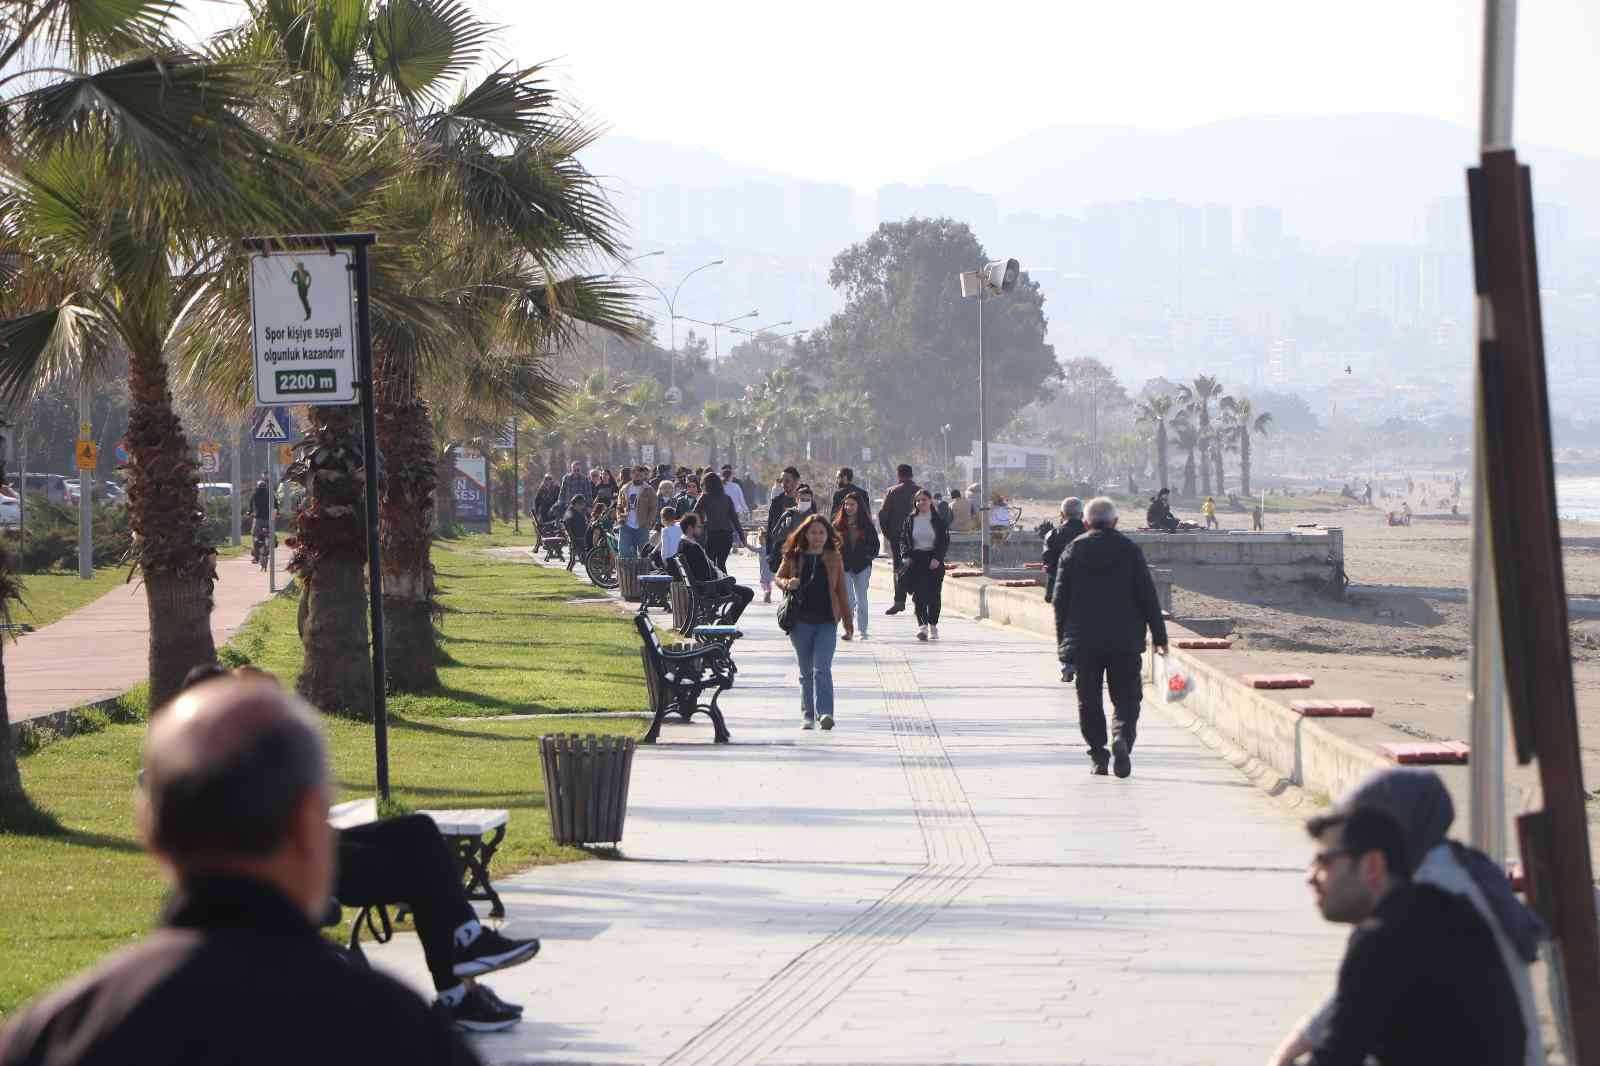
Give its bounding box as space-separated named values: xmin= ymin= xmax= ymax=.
xmin=369 ymin=553 xmax=1347 ymax=1064
xmin=7 ymin=555 xmax=278 ymax=723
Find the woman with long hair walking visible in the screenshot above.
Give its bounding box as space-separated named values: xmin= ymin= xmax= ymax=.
xmin=776 ymin=514 xmax=853 ymax=730
xmin=834 ymin=492 xmax=880 ymax=641
xmin=693 ymin=470 xmax=746 ymax=572
xmin=897 ymin=488 xmax=949 ymax=641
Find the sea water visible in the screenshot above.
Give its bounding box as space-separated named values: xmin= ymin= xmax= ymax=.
xmin=1557 ymin=477 xmax=1600 ymax=523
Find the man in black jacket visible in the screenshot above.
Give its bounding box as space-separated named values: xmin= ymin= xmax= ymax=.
xmin=676 ymin=514 xmax=754 ymax=625
xmin=877 ymin=464 xmax=918 ymax=614
xmin=765 ymin=466 xmax=800 ymax=548
xmin=1040 ymin=496 xmax=1086 ymax=605
xmin=0 ymin=677 xmax=481 ymax=1066
xmin=831 ymin=467 xmax=871 ymax=517
xmin=1052 ymin=496 xmax=1168 ymax=777
xmin=1299 ymin=804 xmax=1524 ymax=1066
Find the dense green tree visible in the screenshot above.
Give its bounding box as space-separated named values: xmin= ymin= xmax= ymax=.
xmin=812 ymin=219 xmax=1059 ymax=457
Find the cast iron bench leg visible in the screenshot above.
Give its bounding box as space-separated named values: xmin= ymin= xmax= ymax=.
xmin=449 ymin=825 xmax=507 ymax=919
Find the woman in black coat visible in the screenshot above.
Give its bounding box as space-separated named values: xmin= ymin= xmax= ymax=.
xmin=896 ymin=488 xmax=950 ymax=641
xmin=833 ymin=492 xmax=881 ymax=640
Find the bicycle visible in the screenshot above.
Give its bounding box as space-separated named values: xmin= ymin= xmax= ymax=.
xmin=584 ymin=523 xmax=620 ymax=589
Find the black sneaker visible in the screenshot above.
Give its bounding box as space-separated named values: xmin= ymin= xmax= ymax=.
xmin=1060 ymin=666 xmax=1075 ymax=683
xmin=885 ymin=603 xmax=905 ymax=615
xmin=475 ymin=983 xmax=524 ymax=1016
xmin=453 ymin=928 xmax=541 ymax=978
xmin=1089 ymin=757 xmax=1109 ymax=776
xmin=438 ymin=983 xmax=520 ymax=1033
xmin=1112 ymin=738 xmax=1132 ymax=779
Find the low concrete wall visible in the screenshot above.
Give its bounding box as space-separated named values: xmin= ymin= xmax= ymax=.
xmin=1156 ymin=640 xmax=1387 ymax=803
xmin=1128 ymin=528 xmax=1343 ymax=567
xmin=869 ymin=559 xmax=1387 ymax=803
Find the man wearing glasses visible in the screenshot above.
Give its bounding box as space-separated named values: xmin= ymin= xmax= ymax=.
xmin=1294 ymin=804 xmax=1522 ymax=1065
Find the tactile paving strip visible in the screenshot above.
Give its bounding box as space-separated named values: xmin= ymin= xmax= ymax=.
xmin=659 ymin=647 xmax=991 ymax=1066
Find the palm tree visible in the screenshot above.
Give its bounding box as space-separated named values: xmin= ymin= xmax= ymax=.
xmin=1134 ymin=395 xmax=1176 ymax=493
xmin=1221 ymin=396 xmax=1273 ymax=497
xmin=0 ymin=2 xmax=317 ymax=710
xmin=1177 ymin=375 xmax=1224 ymax=497
xmin=180 ymin=1 xmax=632 ymax=707
xmin=1172 ymin=416 xmax=1200 ymax=499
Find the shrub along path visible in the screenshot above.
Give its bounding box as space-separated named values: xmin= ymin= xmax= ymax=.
xmin=0 ymin=542 xmax=646 ymax=1016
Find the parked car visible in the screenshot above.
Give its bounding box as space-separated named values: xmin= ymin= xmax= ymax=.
xmin=199 ymin=482 xmax=235 ymax=501
xmin=65 ymin=478 xmax=80 ymax=505
xmin=0 ymin=495 xmax=18 ymax=529
xmin=100 ymin=482 xmax=126 ymax=508
xmin=19 ymin=473 xmax=68 ymax=502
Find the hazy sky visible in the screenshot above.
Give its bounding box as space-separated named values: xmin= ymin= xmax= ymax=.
xmin=188 ymin=0 xmax=1600 ymax=188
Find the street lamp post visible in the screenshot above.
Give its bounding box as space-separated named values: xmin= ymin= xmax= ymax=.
xmin=606 ymin=251 xmax=665 ymax=376
xmin=959 ymin=259 xmax=1020 ymax=576
xmin=618 ymin=258 xmax=725 ymax=402
xmin=673 ymin=310 xmax=762 ymax=401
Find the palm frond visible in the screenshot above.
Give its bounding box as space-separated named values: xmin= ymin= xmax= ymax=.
xmin=422 ymin=63 xmax=558 ymax=145
xmin=0 ymin=302 xmax=104 ymax=405
xmin=368 ymin=0 xmax=492 ymax=108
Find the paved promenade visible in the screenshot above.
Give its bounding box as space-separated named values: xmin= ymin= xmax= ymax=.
xmin=370 ymin=553 xmax=1348 ymax=1064
xmin=8 ymin=555 xmax=276 ymax=724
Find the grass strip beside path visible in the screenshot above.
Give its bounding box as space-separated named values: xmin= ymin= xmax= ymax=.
xmin=13 ymin=567 xmax=129 ymax=631
xmin=0 ymin=542 xmax=646 ymax=1016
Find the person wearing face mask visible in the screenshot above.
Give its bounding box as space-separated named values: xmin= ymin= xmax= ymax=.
xmin=766 ymin=482 xmax=816 ymax=577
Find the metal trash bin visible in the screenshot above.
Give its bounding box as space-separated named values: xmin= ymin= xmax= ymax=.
xmin=617 ymin=557 xmax=647 ymax=602
xmin=539 ymin=734 xmax=636 ymax=845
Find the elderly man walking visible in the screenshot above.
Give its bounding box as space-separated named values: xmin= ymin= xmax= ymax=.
xmin=0 ymin=676 xmax=481 ymax=1065
xmin=1052 ymin=497 xmax=1168 ymax=777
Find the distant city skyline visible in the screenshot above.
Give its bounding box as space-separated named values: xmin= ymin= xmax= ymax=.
xmin=175 ymin=0 xmax=1600 ymax=189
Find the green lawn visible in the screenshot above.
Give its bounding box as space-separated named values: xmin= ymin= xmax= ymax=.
xmin=0 ymin=546 xmax=646 ymax=1016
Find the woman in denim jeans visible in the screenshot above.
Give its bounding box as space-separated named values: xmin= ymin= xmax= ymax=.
xmin=775 ymin=514 xmax=853 ymax=730
xmin=833 ymin=493 xmax=880 ymax=641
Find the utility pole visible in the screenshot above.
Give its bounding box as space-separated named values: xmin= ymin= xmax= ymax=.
xmin=230 ymin=423 xmax=242 ymax=547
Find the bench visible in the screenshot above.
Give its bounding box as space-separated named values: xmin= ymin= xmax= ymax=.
xmin=638 ymin=572 xmax=673 ymax=612
xmin=665 ymin=556 xmax=738 ymax=630
xmin=327 ymin=800 xmax=511 ymax=964
xmin=538 ymin=520 xmax=567 ymax=561
xmin=634 ymin=612 xmax=734 ymax=744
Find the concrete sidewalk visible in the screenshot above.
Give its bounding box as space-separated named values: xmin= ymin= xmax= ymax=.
xmin=370 ymin=552 xmax=1347 ymax=1064
xmin=8 ymin=555 xmax=278 ymax=725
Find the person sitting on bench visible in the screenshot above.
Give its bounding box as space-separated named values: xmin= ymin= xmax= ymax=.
xmin=676 ymin=514 xmax=754 ymax=626
xmin=177 ymin=664 xmax=541 ymax=1033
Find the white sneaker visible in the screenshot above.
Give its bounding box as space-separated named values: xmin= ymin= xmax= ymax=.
xmin=916 ymin=625 xmax=929 ymax=641
xmin=801 ymin=718 xmax=816 ymax=731
xmin=929 ymin=625 xmax=940 ymax=641
xmin=857 ymin=632 xmax=869 ymax=641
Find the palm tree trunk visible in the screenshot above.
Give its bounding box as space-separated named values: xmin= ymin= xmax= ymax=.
xmin=1198 ymin=428 xmax=1212 ymax=495
xmin=126 ymin=343 xmax=216 ymax=709
xmin=1213 ymin=443 xmax=1226 ymax=496
xmin=376 ymin=359 xmax=439 ymax=692
xmin=1157 ymin=428 xmax=1170 ymax=492
xmin=1183 ymin=451 xmax=1196 ymax=498
xmin=290 ymin=404 xmax=374 ymax=719
xmin=1240 ymin=433 xmax=1253 ymax=498
xmin=0 ymin=639 xmax=19 ymax=801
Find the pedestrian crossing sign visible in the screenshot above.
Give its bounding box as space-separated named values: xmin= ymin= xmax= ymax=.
xmin=75 ymin=440 xmax=97 ymax=470
xmin=252 ymin=406 xmax=293 ymax=443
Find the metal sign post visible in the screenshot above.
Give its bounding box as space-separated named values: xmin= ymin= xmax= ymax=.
xmin=244 ymin=233 xmax=388 ymax=801
xmin=251 ymin=407 xmax=294 ymax=595
xmin=1468 ymin=2 xmax=1600 ymax=1058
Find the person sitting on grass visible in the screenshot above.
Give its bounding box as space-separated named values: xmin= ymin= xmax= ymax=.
xmin=561 ymin=496 xmax=589 ymax=571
